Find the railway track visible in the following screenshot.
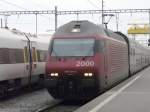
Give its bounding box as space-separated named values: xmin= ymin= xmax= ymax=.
xmin=0 ymin=87 xmax=88 ymax=112
xmin=0 ymin=89 xmax=60 ymax=112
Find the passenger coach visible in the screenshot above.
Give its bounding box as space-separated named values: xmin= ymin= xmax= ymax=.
xmin=0 ymin=28 xmax=49 ymax=97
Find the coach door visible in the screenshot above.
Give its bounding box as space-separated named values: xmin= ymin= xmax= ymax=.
xmin=30 ymin=41 xmax=38 ymax=76
xmin=23 ymin=39 xmax=38 ymax=84
xmin=22 ymin=40 xmax=33 ymax=84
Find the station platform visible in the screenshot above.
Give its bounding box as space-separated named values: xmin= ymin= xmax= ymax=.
xmin=75 ymin=66 xmax=150 ymax=112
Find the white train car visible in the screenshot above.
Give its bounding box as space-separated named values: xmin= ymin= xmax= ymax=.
xmin=129 ymin=39 xmax=150 ymax=74
xmin=0 ymin=28 xmax=49 ymax=97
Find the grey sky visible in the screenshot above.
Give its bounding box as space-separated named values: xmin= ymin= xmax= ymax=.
xmin=0 ymin=0 xmax=149 ymax=10
xmin=0 ymin=0 xmax=150 ymax=35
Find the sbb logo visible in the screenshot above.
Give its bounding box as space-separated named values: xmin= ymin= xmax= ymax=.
xmin=76 ymin=61 xmax=95 ymax=67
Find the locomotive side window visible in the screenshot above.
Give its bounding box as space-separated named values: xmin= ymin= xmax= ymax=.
xmin=95 ymin=40 xmax=105 ymax=53
xmin=107 ymin=30 xmax=125 ymax=42
xmin=51 ymin=39 xmax=95 ymax=57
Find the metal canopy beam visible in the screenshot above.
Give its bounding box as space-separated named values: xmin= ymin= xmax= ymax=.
xmin=0 ymin=9 xmax=150 ymax=15
xmin=58 ymin=9 xmax=150 ymax=15
xmin=0 ymin=10 xmax=55 ymax=15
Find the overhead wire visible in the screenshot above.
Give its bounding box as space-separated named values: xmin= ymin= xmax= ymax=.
xmin=86 ymin=0 xmax=100 ymax=9
xmin=23 ymin=0 xmax=65 ymax=26
xmin=0 ymin=0 xmax=58 ymax=33
xmin=0 ymin=0 xmax=54 ymax=21
xmin=0 ymin=0 xmax=68 ymax=32
xmin=86 ymin=0 xmax=102 ymax=25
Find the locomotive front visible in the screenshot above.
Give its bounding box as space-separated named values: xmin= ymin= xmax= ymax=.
xmin=45 ymin=21 xmax=105 ymax=99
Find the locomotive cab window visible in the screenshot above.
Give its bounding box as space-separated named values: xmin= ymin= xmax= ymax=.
xmin=51 ymin=39 xmax=96 ymax=57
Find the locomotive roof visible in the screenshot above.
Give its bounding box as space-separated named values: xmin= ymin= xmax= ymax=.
xmin=53 ymin=20 xmax=127 ymax=43
xmin=53 ymin=20 xmax=107 ymax=37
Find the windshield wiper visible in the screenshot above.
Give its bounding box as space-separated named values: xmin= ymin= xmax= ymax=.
xmin=51 ymin=49 xmax=59 ymax=57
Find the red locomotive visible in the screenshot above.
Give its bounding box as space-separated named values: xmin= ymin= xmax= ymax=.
xmin=45 ymin=21 xmax=150 ymax=100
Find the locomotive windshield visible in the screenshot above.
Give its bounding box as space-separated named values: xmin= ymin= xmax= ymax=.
xmin=51 ymin=39 xmax=95 ymax=57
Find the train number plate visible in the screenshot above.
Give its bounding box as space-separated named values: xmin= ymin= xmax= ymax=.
xmin=76 ymin=61 xmax=95 ymax=67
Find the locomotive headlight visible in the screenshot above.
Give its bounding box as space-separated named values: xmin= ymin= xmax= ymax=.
xmin=54 ymin=73 xmax=58 ymax=76
xmin=89 ymin=73 xmax=93 ymax=76
xmin=84 ymin=73 xmax=89 ymax=77
xmin=84 ymin=73 xmax=93 ymax=77
xmin=50 ymin=73 xmax=55 ymax=76
xmin=50 ymin=73 xmax=59 ymax=77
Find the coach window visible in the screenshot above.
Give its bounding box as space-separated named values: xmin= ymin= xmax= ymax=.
xmin=9 ymin=49 xmax=24 ymax=63
xmin=24 ymin=46 xmax=29 ymax=63
xmin=0 ymin=48 xmax=3 ymax=64
xmin=0 ymin=48 xmax=9 ymax=64
xmin=141 ymin=56 xmax=143 ymax=64
xmin=8 ymin=49 xmax=15 ymax=63
xmin=37 ymin=50 xmax=47 ymax=62
xmin=133 ymin=49 xmax=135 ymax=56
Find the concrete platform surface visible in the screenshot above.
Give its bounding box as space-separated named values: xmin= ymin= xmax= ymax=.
xmin=75 ymin=67 xmax=150 ymax=112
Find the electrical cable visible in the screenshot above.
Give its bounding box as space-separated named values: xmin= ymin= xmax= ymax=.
xmin=86 ymin=0 xmax=100 ymax=9
xmin=0 ymin=0 xmax=54 ymax=21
